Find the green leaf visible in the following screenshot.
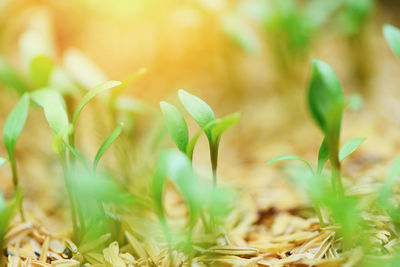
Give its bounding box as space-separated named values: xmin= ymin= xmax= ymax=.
xmin=383 ymin=24 xmax=400 ymax=59
xmin=267 ymin=154 xmax=313 ymax=173
xmin=160 ymin=101 xmax=189 ymax=153
xmin=31 ymin=89 xmax=69 ymax=139
xmin=0 ymin=157 xmax=6 ymax=168
xmin=308 ymin=59 xmax=344 ymax=135
xmin=178 ymin=89 xmax=215 ymax=139
xmin=73 ymin=81 xmax=122 ymax=127
xmin=0 ymin=57 xmax=28 ymax=94
xmin=3 ymin=94 xmax=30 ymax=163
xmin=211 ymin=113 xmax=241 ymax=143
xmin=339 ymin=137 xmax=366 ymax=162
xmin=152 ymin=150 xmax=200 ymax=243
xmin=317 ymin=138 xmax=329 ymax=175
xmin=30 ymin=55 xmax=54 ymax=88
xmin=64 ymin=141 xmax=88 ymax=168
xmin=93 ymin=123 xmax=123 ymax=170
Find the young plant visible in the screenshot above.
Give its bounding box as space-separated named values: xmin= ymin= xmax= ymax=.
xmin=161 ymin=90 xmax=240 ymax=187
xmin=267 ymin=59 xmax=365 ymax=223
xmin=308 ymin=59 xmax=345 ymax=195
xmin=152 ymin=149 xmax=233 ymax=252
xmin=383 ymin=24 xmax=400 ymax=59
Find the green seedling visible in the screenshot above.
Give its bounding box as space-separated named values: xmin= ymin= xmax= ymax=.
xmin=152 ymin=149 xmax=200 ymax=246
xmin=383 ymin=24 xmax=400 ymax=59
xmin=308 ymin=59 xmax=345 ymax=194
xmin=161 ymin=90 xmax=240 ymax=187
xmin=152 ymin=149 xmax=233 ymax=252
xmin=268 ymin=60 xmax=365 ymax=223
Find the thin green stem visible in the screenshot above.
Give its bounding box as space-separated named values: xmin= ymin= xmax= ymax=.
xmin=210 ymin=142 xmax=219 ymax=189
xmin=60 ymin=150 xmax=79 ymax=241
xmin=10 ymin=160 xmax=25 ymax=221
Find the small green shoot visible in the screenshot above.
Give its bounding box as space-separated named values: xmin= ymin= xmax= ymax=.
xmin=152 ymin=149 xmax=200 ymax=245
xmin=176 ymin=89 xmax=240 ymax=187
xmin=383 ymin=24 xmax=400 ymax=59
xmin=3 ymin=93 xmax=30 ymax=189
xmin=308 ymin=59 xmax=344 ymax=194
xmin=93 ymin=123 xmax=123 ymax=171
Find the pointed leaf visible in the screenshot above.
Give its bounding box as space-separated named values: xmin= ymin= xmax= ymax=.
xmin=308 ymin=59 xmax=344 ymax=135
xmin=211 ymin=112 xmax=241 ymax=142
xmin=31 ymin=89 xmax=69 ymax=139
xmin=267 ymin=154 xmax=313 ymax=173
xmin=160 ymin=101 xmax=189 ymax=152
xmin=383 ymin=24 xmax=400 ymax=59
xmin=30 ymin=55 xmax=54 ymax=88
xmin=3 ymin=94 xmax=30 ymax=162
xmin=64 ymin=141 xmax=88 ymax=168
xmin=178 ymin=89 xmax=215 ymax=138
xmin=339 ymin=137 xmax=366 ymax=162
xmin=317 ymin=138 xmax=329 ymax=175
xmin=0 ymin=57 xmax=28 ymax=94
xmin=73 ymin=81 xmax=122 ymax=127
xmin=93 ymin=123 xmax=123 ymax=170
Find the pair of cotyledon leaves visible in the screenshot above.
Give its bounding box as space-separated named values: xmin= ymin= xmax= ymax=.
xmin=160 ymin=89 xmax=240 ymax=160
xmin=2 ymin=81 xmax=123 ymax=170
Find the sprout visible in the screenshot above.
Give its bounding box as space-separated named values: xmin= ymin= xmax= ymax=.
xmin=268 ymin=60 xmax=365 ymax=225
xmin=308 ymin=59 xmax=344 ymax=194
xmin=152 ymin=149 xmax=200 ymax=246
xmin=383 ymin=24 xmax=400 ymax=59
xmin=161 ymin=90 xmax=240 ymax=187
xmin=152 ymin=149 xmax=233 ymax=251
